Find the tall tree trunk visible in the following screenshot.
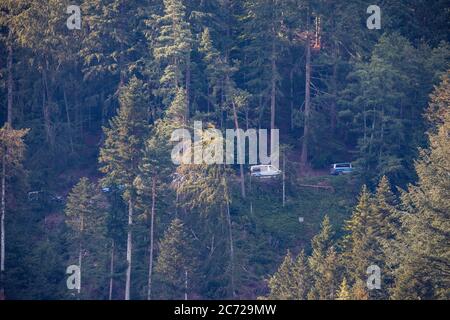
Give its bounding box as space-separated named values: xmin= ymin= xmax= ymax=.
xmin=7 ymin=37 xmax=13 ymax=126
xmin=378 ymin=105 xmax=385 ymax=164
xmin=232 ymin=101 xmax=246 ymax=198
xmin=184 ymin=269 xmax=188 ymax=300
xmin=63 ymin=85 xmax=75 ymax=153
xmin=109 ymin=239 xmax=115 ymax=300
xmin=78 ymin=243 xmax=82 ymax=296
xmin=270 ymin=38 xmax=277 ymax=130
xmin=300 ymin=10 xmax=311 ymax=169
xmin=0 ymin=152 xmax=6 ymax=299
xmin=330 ymin=40 xmax=338 ymax=132
xmin=42 ymin=62 xmax=54 ymax=147
xmin=147 ymin=176 xmax=156 ymax=300
xmin=185 ymin=51 xmax=191 ymax=122
xmin=226 ymin=201 xmax=236 ymax=298
xmin=78 ymin=210 xmax=84 ymax=296
xmin=125 ymin=198 xmax=133 ymax=300
xmin=290 ymin=68 xmax=295 ymax=131
xmin=282 ymin=153 xmax=286 ymax=207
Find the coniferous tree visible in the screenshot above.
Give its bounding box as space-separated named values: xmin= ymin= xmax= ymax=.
xmin=81 ymin=0 xmax=149 ymax=86
xmin=308 ymin=216 xmax=338 ymax=300
xmin=391 ymin=72 xmax=450 ymax=300
xmin=267 ymin=250 xmax=310 ymax=300
xmin=154 ymin=218 xmax=197 ymax=299
xmin=154 ymin=0 xmax=193 ymax=114
xmin=343 ymin=34 xmax=450 ymax=185
xmin=341 ymin=185 xmax=378 ymax=295
xmin=336 ymin=277 xmax=350 ymax=300
xmin=99 ymin=76 xmax=149 ymax=300
xmin=240 ymin=0 xmax=287 ymax=130
xmin=65 ymin=177 xmax=106 ymax=298
xmin=135 ymin=108 xmax=176 ymax=300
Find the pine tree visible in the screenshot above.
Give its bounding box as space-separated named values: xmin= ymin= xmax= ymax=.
xmin=336 ymin=277 xmax=350 ymax=300
xmin=64 ymin=177 xmax=106 ymax=298
xmin=370 ymin=176 xmax=400 ymax=298
xmin=199 ymin=27 xmax=236 ymax=122
xmin=99 ymin=76 xmax=149 ymax=300
xmin=81 ymin=0 xmax=149 ymax=86
xmin=240 ymin=0 xmax=286 ymax=130
xmin=4 ymin=0 xmax=75 ymax=148
xmin=103 ymin=185 xmax=127 ymax=300
xmin=267 ymin=250 xmax=310 ymax=300
xmin=153 ymin=0 xmax=193 ymax=113
xmin=308 ymin=216 xmax=338 ymax=300
xmin=174 ymin=159 xmax=238 ymax=297
xmin=391 ymin=71 xmax=450 ymax=300
xmin=341 ymin=185 xmax=378 ymax=293
xmin=154 ymin=218 xmax=196 ymax=299
xmin=342 ymin=34 xmax=450 ymax=185
xmin=135 ymin=109 xmax=176 ymax=300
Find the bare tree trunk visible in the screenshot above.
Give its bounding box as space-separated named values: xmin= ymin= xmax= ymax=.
xmin=78 ymin=210 xmax=84 ymax=297
xmin=78 ymin=243 xmax=82 ymax=296
xmin=270 ymin=38 xmax=277 ymax=130
xmin=42 ymin=62 xmax=54 ymax=147
xmin=185 ymin=51 xmax=191 ymax=122
xmin=282 ymin=154 xmax=286 ymax=207
xmin=0 ymin=152 xmax=6 ymax=299
xmin=300 ymin=10 xmax=311 ymax=169
xmin=125 ymin=199 xmax=133 ymax=300
xmin=63 ymin=85 xmax=75 ymax=153
xmin=290 ymin=68 xmax=295 ymax=131
xmin=184 ymin=269 xmax=188 ymax=300
xmin=330 ymin=41 xmax=338 ymax=132
xmin=147 ymin=177 xmax=156 ymax=300
xmin=232 ymin=101 xmax=246 ymax=198
xmin=7 ymin=37 xmax=13 ymax=126
xmin=226 ymin=201 xmax=236 ymax=298
xmin=378 ymin=105 xmax=385 ymax=164
xmin=109 ymin=239 xmax=115 ymax=300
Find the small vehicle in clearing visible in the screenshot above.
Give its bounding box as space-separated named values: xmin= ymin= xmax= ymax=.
xmin=330 ymin=163 xmax=353 ymax=175
xmin=250 ymin=165 xmax=282 ymax=178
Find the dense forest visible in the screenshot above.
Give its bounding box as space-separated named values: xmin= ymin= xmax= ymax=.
xmin=0 ymin=0 xmax=449 ymax=300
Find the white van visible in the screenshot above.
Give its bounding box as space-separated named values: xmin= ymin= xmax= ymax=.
xmin=250 ymin=165 xmax=282 ymax=178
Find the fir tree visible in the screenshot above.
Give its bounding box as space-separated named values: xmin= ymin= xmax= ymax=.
xmin=99 ymin=76 xmax=149 ymax=300
xmin=391 ymin=72 xmax=450 ymax=300
xmin=154 ymin=218 xmax=196 ymax=299
xmin=153 ymin=0 xmax=193 ymax=112
xmin=267 ymin=250 xmax=310 ymax=300
xmin=64 ymin=177 xmax=106 ymax=298
xmin=336 ymin=277 xmax=350 ymax=300
xmin=308 ymin=216 xmax=338 ymax=300
xmin=341 ymin=185 xmax=378 ymax=295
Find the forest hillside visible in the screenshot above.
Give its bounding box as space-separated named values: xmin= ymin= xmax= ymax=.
xmin=0 ymin=0 xmax=449 ymax=300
